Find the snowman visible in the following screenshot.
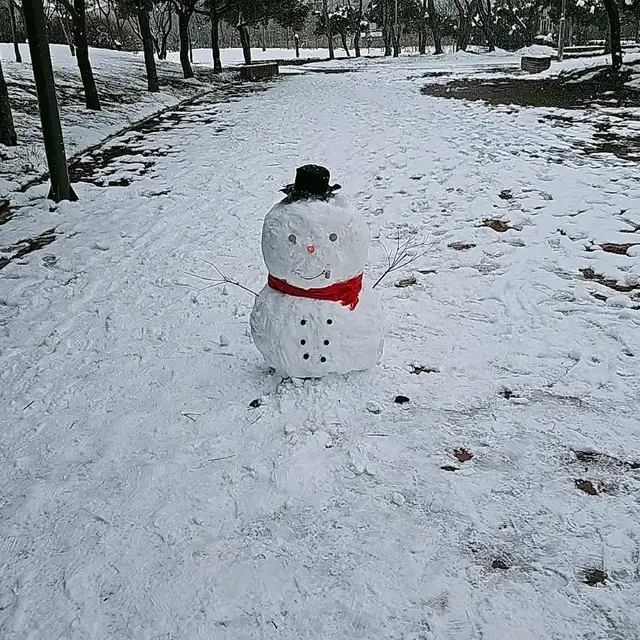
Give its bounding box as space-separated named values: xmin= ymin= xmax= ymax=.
xmin=250 ymin=165 xmax=384 ymax=378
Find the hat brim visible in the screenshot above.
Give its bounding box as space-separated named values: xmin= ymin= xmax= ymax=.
xmin=280 ymin=183 xmax=342 ymax=197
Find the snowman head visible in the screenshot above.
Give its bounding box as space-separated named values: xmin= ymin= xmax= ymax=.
xmin=262 ymin=193 xmax=370 ymax=289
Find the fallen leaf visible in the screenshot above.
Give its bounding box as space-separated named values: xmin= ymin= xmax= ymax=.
xmin=395 ymin=276 xmax=417 ymax=288
xmin=499 ymin=189 xmax=513 ymax=200
xmin=394 ymin=395 xmax=410 ymax=404
xmin=441 ymin=465 xmax=459 ymax=472
xmin=482 ymin=219 xmax=511 ymax=233
xmin=448 ymin=241 xmax=476 ymax=251
xmin=575 ymin=479 xmax=598 ymax=495
xmin=454 ymin=448 xmax=473 ymax=463
xmin=249 ymin=398 xmax=262 ymax=408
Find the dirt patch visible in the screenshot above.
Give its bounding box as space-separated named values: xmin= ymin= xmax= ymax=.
xmin=583 ymin=568 xmax=608 ymax=586
xmin=573 ymin=449 xmax=640 ymax=470
xmin=0 ymin=228 xmax=57 ymax=271
xmin=599 ymin=242 xmax=640 ymax=255
xmin=421 ymin=65 xmax=640 ymax=162
xmin=421 ymin=66 xmax=640 ymax=110
xmin=579 ymin=267 xmax=639 ymax=293
xmin=0 ymin=200 xmax=13 ymax=226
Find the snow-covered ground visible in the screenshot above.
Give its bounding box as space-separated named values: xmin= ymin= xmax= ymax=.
xmin=1 ymin=50 xmax=640 ymax=640
xmin=0 ymin=43 xmax=235 ymax=197
xmin=167 ymin=46 xmax=366 ymax=66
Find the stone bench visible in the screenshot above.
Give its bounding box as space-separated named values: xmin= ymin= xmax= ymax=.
xmin=521 ymin=56 xmax=552 ymax=74
xmin=239 ymin=63 xmax=279 ymax=82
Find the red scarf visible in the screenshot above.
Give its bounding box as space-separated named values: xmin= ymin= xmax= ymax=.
xmin=268 ymin=273 xmax=363 ymax=310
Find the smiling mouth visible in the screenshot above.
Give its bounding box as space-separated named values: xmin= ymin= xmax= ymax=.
xmin=300 ymin=269 xmax=331 ymax=281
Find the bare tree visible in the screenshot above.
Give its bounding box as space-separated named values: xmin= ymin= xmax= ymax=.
xmin=170 ymin=0 xmax=198 ymax=78
xmin=136 ymin=0 xmax=160 ymax=91
xmin=602 ymin=0 xmax=623 ymax=71
xmin=428 ymin=0 xmax=444 ymax=54
xmin=353 ymin=0 xmax=364 ymax=57
xmin=9 ymin=0 xmax=23 ymax=62
xmin=151 ymin=0 xmax=173 ymax=59
xmin=323 ymin=0 xmax=335 ymax=60
xmin=55 ymin=0 xmax=102 ymax=109
xmin=452 ymin=0 xmax=477 ymax=51
xmin=476 ymin=0 xmax=495 ymax=51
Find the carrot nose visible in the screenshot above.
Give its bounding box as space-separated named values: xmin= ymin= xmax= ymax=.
xmin=307 ymin=245 xmax=316 ymax=254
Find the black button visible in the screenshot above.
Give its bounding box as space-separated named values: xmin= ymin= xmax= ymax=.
xmin=303 ymin=353 xmax=310 ymax=360
xmin=301 ymin=319 xmax=307 ymax=325
xmin=327 ymin=319 xmax=333 ymax=325
xmin=301 ymin=339 xmax=306 ymax=345
xmin=320 ymin=357 xmax=327 ymax=363
xmin=324 ymin=340 xmax=330 ymax=346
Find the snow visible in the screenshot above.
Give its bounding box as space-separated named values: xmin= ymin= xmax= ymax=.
xmin=167 ymin=46 xmax=364 ymax=66
xmin=517 ymin=44 xmax=557 ymax=58
xmin=1 ymin=49 xmax=640 ymax=639
xmin=0 ymin=43 xmax=233 ymax=198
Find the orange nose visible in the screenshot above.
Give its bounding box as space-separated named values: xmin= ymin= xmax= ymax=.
xmin=307 ymin=245 xmax=316 ymax=254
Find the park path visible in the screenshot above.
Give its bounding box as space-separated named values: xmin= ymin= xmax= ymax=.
xmin=1 ymin=56 xmax=639 ymax=640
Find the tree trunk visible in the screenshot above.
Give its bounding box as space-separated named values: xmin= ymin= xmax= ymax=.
xmin=9 ymin=1 xmax=23 ymax=63
xmin=0 ymin=59 xmax=18 ymax=146
xmin=178 ymin=10 xmax=194 ymax=78
xmin=59 ymin=16 xmax=75 ymax=56
xmin=159 ymin=8 xmax=172 ymax=60
xmin=354 ymin=0 xmax=363 ymax=57
xmin=73 ymin=0 xmax=101 ymax=110
xmin=454 ymin=0 xmax=473 ymax=51
xmin=427 ymin=0 xmax=444 ymax=54
xmin=323 ymin=0 xmax=335 ymax=60
xmin=419 ymin=0 xmax=427 ymax=54
xmin=137 ymin=3 xmax=158 ymax=92
xmin=392 ymin=26 xmax=401 ymax=57
xmin=210 ymin=2 xmax=222 ymax=72
xmin=261 ymin=23 xmax=267 ymax=52
xmin=340 ymin=32 xmax=351 ymax=56
xmin=294 ymin=34 xmax=300 ymax=58
xmin=381 ymin=0 xmax=392 ymax=56
xmin=22 ymin=0 xmax=76 ymax=201
xmin=238 ymin=24 xmax=252 ymax=65
xmin=484 ymin=0 xmax=495 ymax=52
xmin=602 ymin=0 xmax=623 ymax=71
xmin=382 ymin=27 xmax=392 ymax=56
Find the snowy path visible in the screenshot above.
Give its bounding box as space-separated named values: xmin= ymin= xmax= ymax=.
xmin=1 ymin=57 xmax=640 ymax=640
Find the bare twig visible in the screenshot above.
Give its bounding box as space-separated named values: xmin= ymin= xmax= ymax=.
xmin=372 ymin=228 xmax=433 ymax=289
xmin=186 ymin=259 xmax=259 ymax=297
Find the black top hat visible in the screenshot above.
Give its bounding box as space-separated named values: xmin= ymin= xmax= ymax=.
xmin=281 ymin=165 xmax=341 ymax=201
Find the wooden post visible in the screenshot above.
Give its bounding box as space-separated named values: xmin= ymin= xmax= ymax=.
xmin=22 ymin=0 xmax=77 ymax=202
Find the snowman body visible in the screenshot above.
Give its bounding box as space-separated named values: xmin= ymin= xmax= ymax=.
xmin=250 ymin=193 xmax=383 ymax=378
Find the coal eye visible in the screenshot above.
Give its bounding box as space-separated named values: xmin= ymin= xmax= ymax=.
xmin=329 ymin=233 xmax=337 ymax=242
xmin=288 ymin=234 xmax=297 ymax=243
